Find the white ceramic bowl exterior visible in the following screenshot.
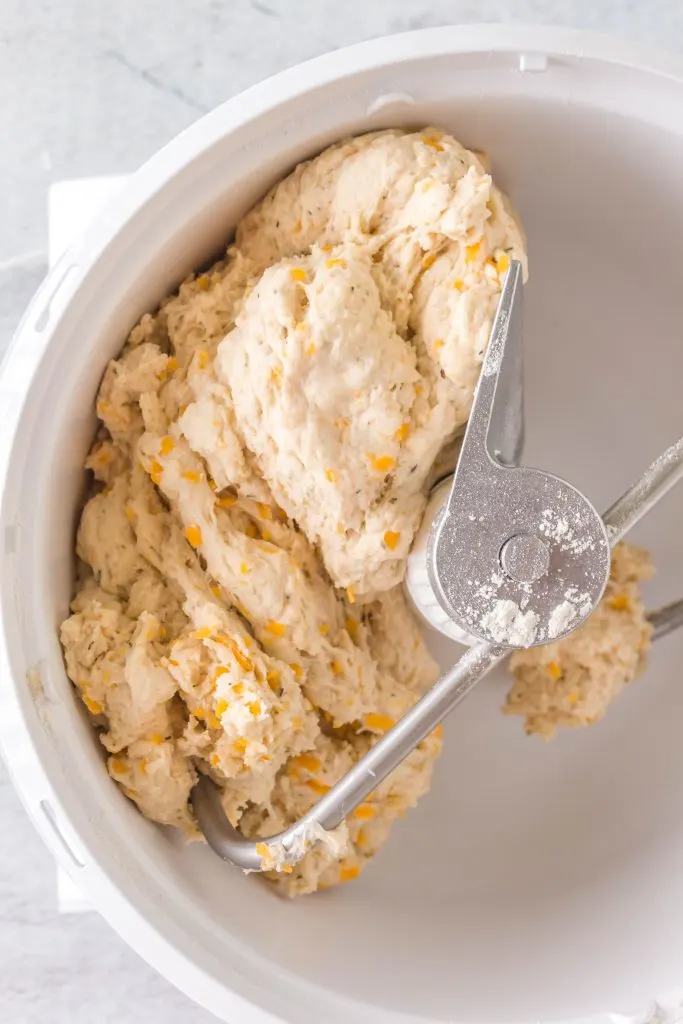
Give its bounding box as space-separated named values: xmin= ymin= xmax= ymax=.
xmin=2 ymin=25 xmax=683 ymax=1024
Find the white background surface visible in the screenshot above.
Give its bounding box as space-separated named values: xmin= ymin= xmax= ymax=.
xmin=4 ymin=3 xmax=683 ymax=1022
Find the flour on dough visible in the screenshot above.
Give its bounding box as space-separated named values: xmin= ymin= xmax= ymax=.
xmin=504 ymin=543 xmax=653 ymax=739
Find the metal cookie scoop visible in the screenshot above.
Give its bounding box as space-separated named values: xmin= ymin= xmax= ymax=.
xmin=192 ymin=261 xmax=683 ymax=872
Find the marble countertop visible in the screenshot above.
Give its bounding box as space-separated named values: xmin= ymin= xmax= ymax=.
xmin=3 ymin=1 xmax=683 ymax=1020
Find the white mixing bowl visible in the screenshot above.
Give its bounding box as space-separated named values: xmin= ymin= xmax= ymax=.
xmin=2 ymin=24 xmax=683 ymax=1024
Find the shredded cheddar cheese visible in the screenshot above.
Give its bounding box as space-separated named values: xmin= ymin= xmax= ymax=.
xmin=364 ymin=713 xmax=395 ymax=733
xmin=184 ymin=525 xmax=203 ymax=549
xmin=420 ymin=132 xmax=444 ymax=152
xmin=368 ymin=453 xmax=396 ymax=473
xmin=266 ymin=669 xmax=281 ymax=692
xmin=306 ymin=779 xmax=331 ymax=796
xmin=339 ymin=864 xmax=362 ymax=882
xmin=353 ymin=804 xmax=376 ymax=820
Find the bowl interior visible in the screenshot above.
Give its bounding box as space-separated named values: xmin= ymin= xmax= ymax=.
xmin=9 ymin=45 xmax=683 ymax=1023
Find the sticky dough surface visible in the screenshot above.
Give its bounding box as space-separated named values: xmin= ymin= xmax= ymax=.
xmin=60 ymin=127 xmax=530 ymax=895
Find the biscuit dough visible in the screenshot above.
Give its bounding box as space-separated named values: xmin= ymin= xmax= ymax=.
xmin=505 ymin=543 xmax=653 ymax=738
xmin=60 ymin=128 xmax=526 ymax=895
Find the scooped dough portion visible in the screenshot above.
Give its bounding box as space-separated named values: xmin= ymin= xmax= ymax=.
xmin=61 ymin=127 xmax=524 ymax=896
xmin=504 ymin=543 xmax=653 ymax=738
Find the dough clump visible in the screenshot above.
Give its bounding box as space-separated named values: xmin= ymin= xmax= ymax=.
xmin=60 ymin=128 xmax=526 ymax=895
